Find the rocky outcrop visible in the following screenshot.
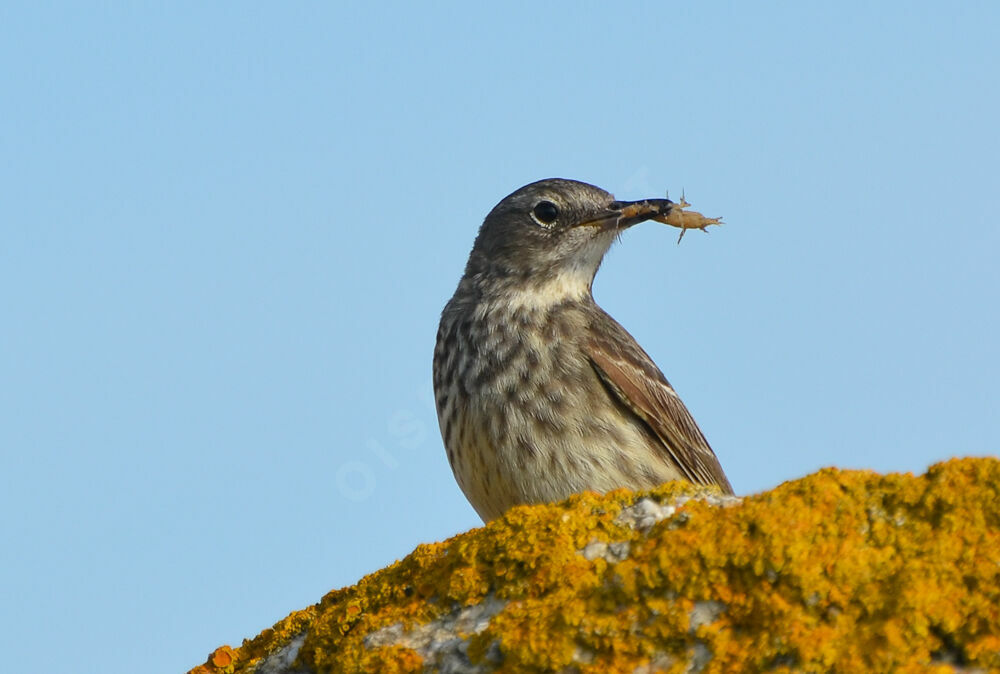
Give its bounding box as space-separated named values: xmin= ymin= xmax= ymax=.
xmin=189 ymin=458 xmax=1000 ymax=673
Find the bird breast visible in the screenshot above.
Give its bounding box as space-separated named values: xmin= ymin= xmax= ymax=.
xmin=434 ymin=294 xmax=663 ymax=520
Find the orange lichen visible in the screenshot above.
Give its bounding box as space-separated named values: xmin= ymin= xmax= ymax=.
xmin=209 ymin=645 xmax=235 ymax=668
xmin=188 ymin=458 xmax=1000 ymax=673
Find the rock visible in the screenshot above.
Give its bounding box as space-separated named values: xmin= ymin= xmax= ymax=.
xmin=189 ymin=458 xmax=1000 ymax=673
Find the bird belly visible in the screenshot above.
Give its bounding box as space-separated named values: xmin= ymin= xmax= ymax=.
xmin=443 ymin=348 xmax=684 ymax=521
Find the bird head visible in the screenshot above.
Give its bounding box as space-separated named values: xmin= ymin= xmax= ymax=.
xmin=464 ymin=178 xmax=674 ymax=303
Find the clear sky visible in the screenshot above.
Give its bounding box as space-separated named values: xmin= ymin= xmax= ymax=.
xmin=1 ymin=3 xmax=997 ymax=672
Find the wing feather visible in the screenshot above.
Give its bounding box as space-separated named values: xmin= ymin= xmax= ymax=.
xmin=585 ymin=312 xmax=733 ymax=493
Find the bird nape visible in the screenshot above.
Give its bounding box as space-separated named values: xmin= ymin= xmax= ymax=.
xmin=433 ymin=178 xmax=730 ymax=522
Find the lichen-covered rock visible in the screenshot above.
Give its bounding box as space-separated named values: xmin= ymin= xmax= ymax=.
xmin=189 ymin=458 xmax=1000 ymax=673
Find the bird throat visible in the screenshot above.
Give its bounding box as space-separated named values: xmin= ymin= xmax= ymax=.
xmin=484 ymin=234 xmax=613 ymax=312
xmin=493 ymin=266 xmax=595 ymax=311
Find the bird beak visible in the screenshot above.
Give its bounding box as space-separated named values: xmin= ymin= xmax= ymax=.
xmin=610 ymin=199 xmax=676 ymax=229
xmin=576 ymin=199 xmax=675 ymax=231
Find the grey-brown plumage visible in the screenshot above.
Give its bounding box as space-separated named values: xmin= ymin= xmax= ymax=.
xmin=433 ymin=178 xmax=732 ymax=521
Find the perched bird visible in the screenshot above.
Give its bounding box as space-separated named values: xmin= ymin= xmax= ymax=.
xmin=433 ymin=178 xmax=732 ymax=522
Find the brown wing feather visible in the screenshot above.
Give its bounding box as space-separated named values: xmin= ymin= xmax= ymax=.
xmin=585 ymin=312 xmax=733 ymax=494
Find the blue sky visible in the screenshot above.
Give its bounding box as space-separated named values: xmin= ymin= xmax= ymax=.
xmin=1 ymin=3 xmax=997 ymax=672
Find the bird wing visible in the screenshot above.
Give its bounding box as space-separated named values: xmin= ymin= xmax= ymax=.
xmin=585 ymin=312 xmax=734 ymax=493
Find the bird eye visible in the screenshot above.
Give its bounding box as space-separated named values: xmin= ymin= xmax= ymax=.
xmin=531 ymin=200 xmax=559 ymax=226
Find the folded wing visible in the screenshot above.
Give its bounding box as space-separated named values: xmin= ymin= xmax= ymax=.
xmin=586 ymin=313 xmax=733 ymax=493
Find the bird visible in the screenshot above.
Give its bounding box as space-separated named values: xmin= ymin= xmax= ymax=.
xmin=433 ymin=178 xmax=732 ymax=522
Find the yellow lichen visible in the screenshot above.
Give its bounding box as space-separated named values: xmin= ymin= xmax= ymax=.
xmin=188 ymin=458 xmax=1000 ymax=673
